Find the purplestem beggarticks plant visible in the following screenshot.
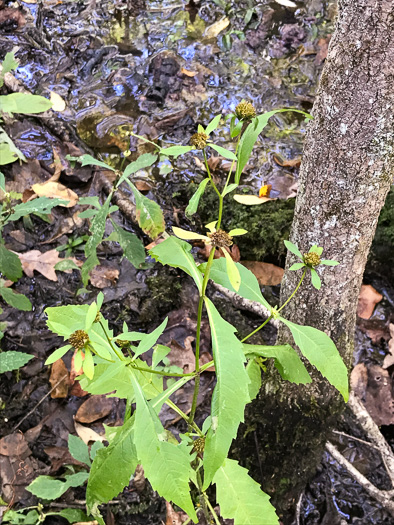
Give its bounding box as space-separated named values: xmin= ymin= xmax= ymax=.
xmin=37 ymin=102 xmax=348 ymax=525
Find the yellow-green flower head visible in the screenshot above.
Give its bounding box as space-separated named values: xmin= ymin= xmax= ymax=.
xmin=303 ymin=252 xmax=321 ymax=267
xmin=192 ymin=436 xmax=205 ymax=455
xmin=116 ymin=339 xmax=131 ymax=348
xmin=69 ymin=330 xmax=89 ymax=350
xmin=235 ymin=101 xmax=256 ymax=121
xmin=190 ymin=132 xmax=208 ymax=150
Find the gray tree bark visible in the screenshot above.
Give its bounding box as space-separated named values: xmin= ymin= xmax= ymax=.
xmin=236 ymin=0 xmax=394 ymax=521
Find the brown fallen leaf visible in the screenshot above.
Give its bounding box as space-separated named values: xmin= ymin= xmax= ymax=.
xmin=74 ymin=420 xmax=105 ymax=445
xmin=40 ymin=212 xmax=84 ymax=245
xmin=0 ymin=8 xmax=26 ymax=29
xmin=135 ymin=180 xmax=153 ymax=192
xmin=180 ymin=68 xmax=198 ymax=77
xmin=49 ymin=359 xmax=70 ymax=398
xmin=0 ymin=433 xmax=31 ymax=458
xmin=31 ymin=181 xmax=78 ymax=208
xmin=273 ymin=153 xmax=302 ymax=168
xmin=204 ymin=17 xmax=230 ymax=38
xmin=133 ymin=464 xmax=146 ymax=493
xmin=315 ymin=35 xmax=331 ymax=65
xmin=17 ymin=249 xmax=65 ymax=281
xmin=357 ymin=284 xmax=383 ymax=319
xmin=167 ymin=336 xmax=213 ymax=374
xmin=241 ymin=261 xmax=284 ymax=286
xmin=75 ymin=395 xmax=115 ymax=424
xmin=166 ymin=501 xmax=183 ymax=525
xmin=90 ymin=266 xmax=119 ymax=288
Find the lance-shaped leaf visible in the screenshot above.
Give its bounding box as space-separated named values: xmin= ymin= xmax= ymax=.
xmin=126 ymin=181 xmax=164 ymax=239
xmin=186 ymin=178 xmax=210 ymax=217
xmin=0 ymin=93 xmax=52 ymax=115
xmin=65 ymin=154 xmax=115 ymax=171
xmin=110 ymin=221 xmax=146 ymax=268
xmin=222 ymin=248 xmax=241 ymax=291
xmin=116 ymin=153 xmax=157 ymax=188
xmin=205 ymin=114 xmax=222 ymax=135
xmin=82 ymin=194 xmax=112 ymax=285
xmin=0 ymin=351 xmax=33 ymax=374
xmin=279 ymin=318 xmax=349 ymax=401
xmin=208 ymin=144 xmax=237 ymax=160
xmin=86 ymin=415 xmax=138 ymax=511
xmin=0 ymin=287 xmax=31 ymax=311
xmin=203 ymin=299 xmax=250 ymax=489
xmin=160 ymin=145 xmax=193 ymax=157
xmin=133 ymin=317 xmax=168 ymax=359
xmin=9 ymin=198 xmax=67 ymax=222
xmin=235 ymin=109 xmax=310 ymax=183
xmin=130 ymin=374 xmax=198 ymax=522
xmin=213 ymin=459 xmax=279 ymax=525
xmin=243 ymin=344 xmax=311 ymax=384
xmin=150 ymin=237 xmax=203 ymax=293
xmin=199 ymin=258 xmax=271 ymax=311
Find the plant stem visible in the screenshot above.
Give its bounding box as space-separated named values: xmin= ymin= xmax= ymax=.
xmin=241 ymin=315 xmax=273 ymax=343
xmin=166 ymin=399 xmax=203 ymax=436
xmin=196 ymin=469 xmax=211 ymax=523
xmin=278 ymin=268 xmax=306 ymax=313
xmin=222 ymin=134 xmax=241 ymax=195
xmin=205 ymin=495 xmax=221 ymax=525
xmin=99 ymin=320 xmax=125 ymax=361
xmin=203 ymin=150 xmax=224 ymax=228
xmin=189 ymin=248 xmax=216 ymax=425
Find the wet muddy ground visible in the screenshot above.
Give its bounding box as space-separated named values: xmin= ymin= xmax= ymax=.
xmin=1 ymin=0 xmax=393 ymax=524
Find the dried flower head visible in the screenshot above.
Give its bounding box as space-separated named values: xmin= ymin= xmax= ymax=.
xmin=94 ymin=312 xmax=101 ymax=323
xmin=207 ymin=229 xmax=233 ymax=248
xmin=235 ymin=101 xmax=256 ymax=121
xmin=303 ymin=252 xmax=321 ymax=267
xmin=191 ymin=436 xmax=205 ymax=455
xmin=190 ymin=132 xmax=208 ymax=150
xmin=69 ymin=330 xmax=89 ymax=350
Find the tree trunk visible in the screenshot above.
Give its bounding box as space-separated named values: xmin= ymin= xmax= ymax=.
xmin=236 ymin=0 xmax=394 ymax=521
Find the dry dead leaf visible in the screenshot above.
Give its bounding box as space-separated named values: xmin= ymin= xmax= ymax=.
xmin=90 ymin=266 xmax=119 ymax=288
xmin=135 ymin=180 xmax=152 ymax=192
xmin=75 ymin=395 xmax=115 ymax=424
xmin=74 ymin=420 xmax=105 ymax=445
xmin=40 ymin=212 xmax=84 ymax=244
xmin=31 ymin=181 xmax=78 ymax=208
xmin=166 ymin=501 xmax=183 ymax=525
xmin=0 ymin=433 xmax=31 ymax=458
xmin=50 ymin=91 xmax=66 ymax=112
xmin=357 ymin=284 xmax=383 ymax=319
xmin=167 ymin=336 xmax=213 ymax=374
xmin=315 ymin=35 xmax=331 ymax=65
xmin=17 ymin=249 xmax=65 ymax=281
xmin=180 ymin=68 xmax=198 ymax=77
xmin=241 ymin=261 xmax=284 ymax=286
xmin=273 ymin=153 xmax=301 ymax=168
xmin=49 ymin=359 xmax=69 ymax=398
xmin=204 ymin=17 xmax=230 ymax=38
xmin=133 ymin=464 xmax=146 ymax=493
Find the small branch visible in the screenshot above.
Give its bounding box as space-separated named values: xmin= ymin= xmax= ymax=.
xmin=326 ymin=441 xmax=394 ymax=516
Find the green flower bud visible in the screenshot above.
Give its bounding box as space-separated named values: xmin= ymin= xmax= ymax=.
xmin=303 ymin=252 xmax=321 ymax=267
xmin=69 ymin=330 xmax=89 ymax=350
xmin=235 ymin=101 xmax=256 ymax=121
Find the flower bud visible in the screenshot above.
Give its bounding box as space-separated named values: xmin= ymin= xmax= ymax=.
xmin=190 ymin=132 xmax=208 ymax=150
xmin=303 ymin=252 xmax=321 ymax=267
xmin=235 ymin=101 xmax=256 ymax=121
xmin=69 ymin=330 xmax=89 ymax=350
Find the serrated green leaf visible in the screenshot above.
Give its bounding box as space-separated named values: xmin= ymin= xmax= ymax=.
xmin=90 ymin=440 xmax=104 ymax=461
xmin=284 ymin=240 xmax=302 ymax=259
xmin=79 ymin=196 xmax=101 ymax=208
xmin=310 ymin=268 xmax=321 ymax=289
xmin=82 ymin=194 xmax=112 ymax=285
xmin=10 ymin=198 xmax=67 ymax=222
xmin=68 ymin=434 xmax=91 ymax=466
xmin=45 ymin=345 xmax=72 ymax=365
xmin=0 ymin=93 xmax=52 ymax=115
xmin=209 ymin=144 xmax=237 ymax=160
xmin=185 ymin=178 xmax=209 ymax=217
xmin=246 ymin=359 xmax=261 ymax=401
xmin=66 ymin=154 xmax=115 ymax=171
xmin=116 ymin=153 xmax=157 ymax=188
xmin=27 ymin=472 xmax=89 ymax=500
xmin=0 ymin=53 xmax=19 ymax=87
xmin=131 ymin=375 xmax=197 ymax=522
xmin=126 ymin=181 xmax=164 ymax=239
xmin=58 ymin=509 xmax=91 ymax=523
xmin=0 ymin=287 xmax=31 ymax=311
xmin=279 ymin=318 xmax=349 ymax=400
xmin=235 ymin=109 xmax=310 ymax=183
xmin=150 ymin=236 xmax=203 ymax=293
xmin=160 ymin=145 xmax=193 ymax=157
xmin=213 ymin=459 xmax=278 ymax=525
xmin=205 ymin=114 xmax=221 ymax=135
xmin=200 ymin=258 xmax=271 ymax=311
xmin=134 ymin=317 xmax=168 ymax=359
xmin=243 ymin=344 xmax=311 ymax=384
xmin=0 ymin=351 xmax=33 ymax=373
xmin=203 ymin=298 xmax=250 ymax=489
xmin=110 ymin=221 xmax=145 ymax=268
xmin=86 ymin=415 xmax=138 ymax=511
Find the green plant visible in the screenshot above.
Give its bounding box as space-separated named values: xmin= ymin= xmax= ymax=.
xmin=0 ymin=53 xmax=53 ymax=166
xmin=2 ymin=436 xmax=99 ymax=524
xmin=43 ymin=104 xmax=348 ymax=525
xmin=57 ymin=233 xmax=89 ymax=258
